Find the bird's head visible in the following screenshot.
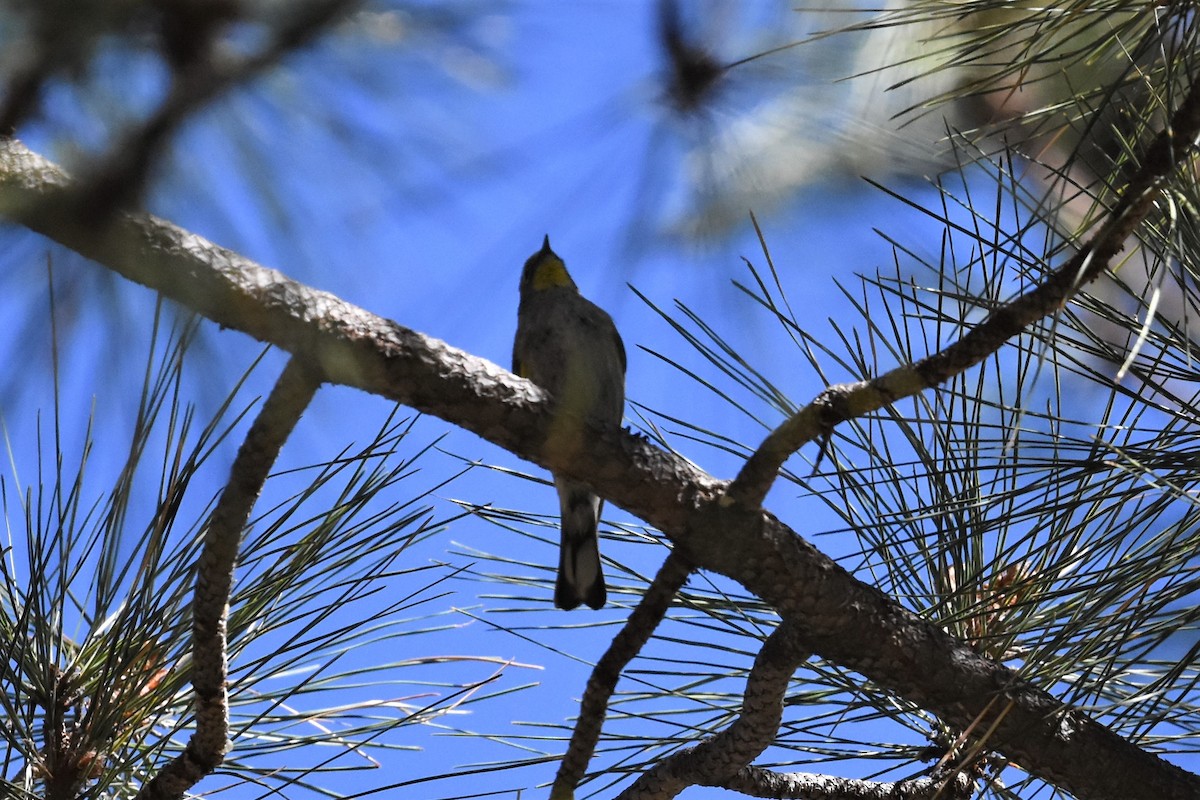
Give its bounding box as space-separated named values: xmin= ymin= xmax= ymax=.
xmin=520 ymin=235 xmax=577 ymax=294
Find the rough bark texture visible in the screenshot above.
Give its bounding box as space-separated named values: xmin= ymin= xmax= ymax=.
xmin=135 ymin=359 xmax=321 ymax=800
xmin=0 ymin=138 xmax=1197 ymax=799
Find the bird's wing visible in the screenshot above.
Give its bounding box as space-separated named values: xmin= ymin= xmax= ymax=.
xmin=512 ymin=333 xmax=524 ymax=378
xmin=613 ymin=325 xmax=627 ymax=375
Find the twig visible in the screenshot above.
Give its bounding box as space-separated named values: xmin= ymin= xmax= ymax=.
xmin=75 ymin=0 xmax=361 ymax=219
xmin=134 ymin=357 xmax=322 ymax=800
xmin=719 ymin=766 xmax=974 ymax=800
xmin=552 ymin=550 xmax=693 ymax=800
xmin=616 ymin=621 xmax=810 ymax=800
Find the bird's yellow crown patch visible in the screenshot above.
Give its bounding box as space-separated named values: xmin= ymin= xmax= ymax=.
xmin=531 ymin=256 xmax=573 ymax=290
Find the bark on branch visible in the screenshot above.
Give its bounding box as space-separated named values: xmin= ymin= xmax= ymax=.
xmin=0 ymin=138 xmax=1196 ymax=799
xmin=718 ymin=767 xmax=974 ymax=799
xmin=134 ymin=358 xmax=321 ymax=800
xmin=616 ymin=622 xmax=810 ymax=800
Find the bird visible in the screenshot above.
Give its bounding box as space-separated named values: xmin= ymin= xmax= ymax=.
xmin=513 ymin=236 xmax=626 ymax=610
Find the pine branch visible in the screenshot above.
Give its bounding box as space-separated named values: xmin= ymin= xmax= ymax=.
xmin=72 ymin=0 xmax=362 ymax=219
xmin=134 ymin=358 xmax=321 ymax=800
xmin=0 ymin=138 xmax=1197 ymax=798
xmin=553 ymin=550 xmax=693 ymax=800
xmin=718 ymin=767 xmax=975 ymax=800
xmin=616 ymin=622 xmax=809 ymax=800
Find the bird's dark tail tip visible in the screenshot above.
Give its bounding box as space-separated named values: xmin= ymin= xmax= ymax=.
xmin=555 ymin=575 xmax=583 ymax=611
xmin=554 ymin=573 xmax=605 ymax=610
xmin=582 ymin=579 xmax=606 ymax=610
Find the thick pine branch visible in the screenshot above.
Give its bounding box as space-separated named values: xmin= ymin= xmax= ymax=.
xmin=0 ymin=138 xmax=1196 ymax=799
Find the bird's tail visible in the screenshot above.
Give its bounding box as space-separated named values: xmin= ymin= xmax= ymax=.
xmin=555 ymin=481 xmax=606 ymax=610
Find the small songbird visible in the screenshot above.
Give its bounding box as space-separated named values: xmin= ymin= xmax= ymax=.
xmin=513 ymin=236 xmax=626 ymax=610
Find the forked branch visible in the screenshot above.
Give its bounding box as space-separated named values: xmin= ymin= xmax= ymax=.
xmin=616 ymin=622 xmax=810 ymax=800
xmin=0 ymin=94 xmax=1198 ymax=797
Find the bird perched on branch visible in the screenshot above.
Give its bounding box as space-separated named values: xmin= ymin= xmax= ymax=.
xmin=513 ymin=236 xmax=626 ymax=610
